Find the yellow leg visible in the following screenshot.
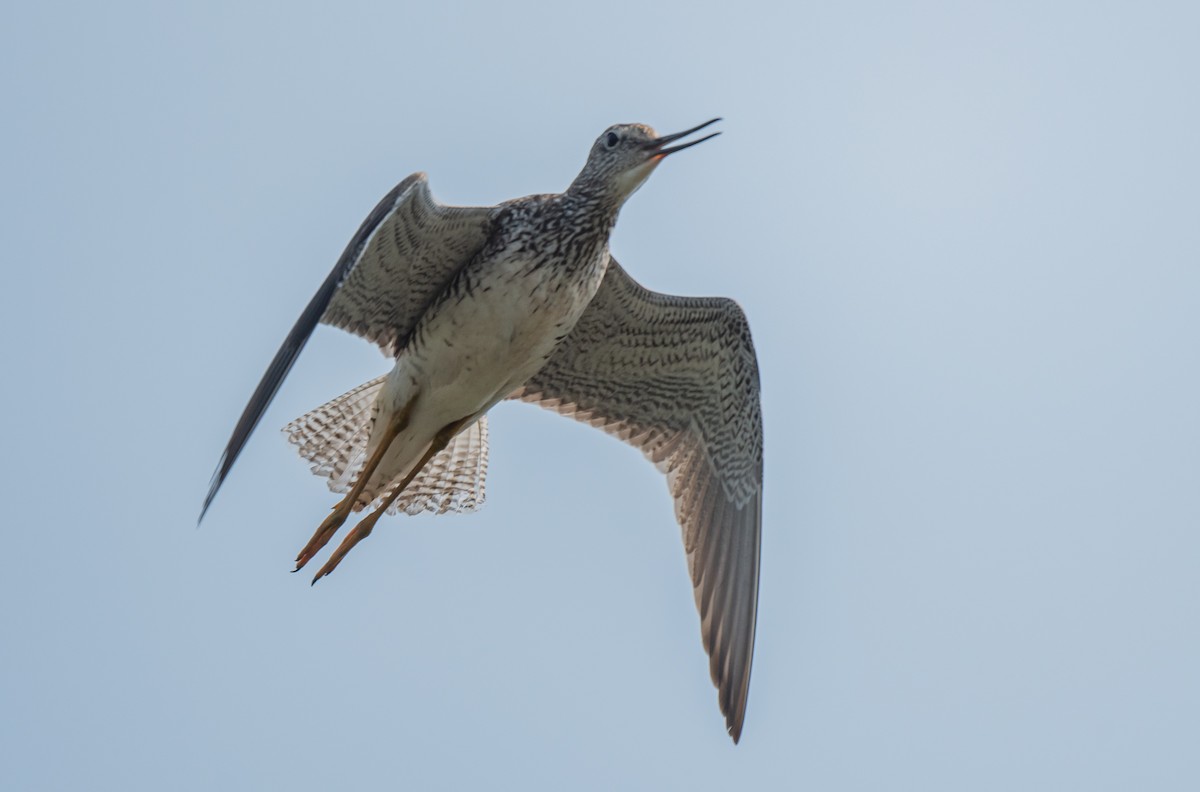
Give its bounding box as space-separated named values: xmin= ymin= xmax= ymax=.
xmin=293 ymin=397 xmax=416 ymax=572
xmin=309 ymin=416 xmax=471 ymax=584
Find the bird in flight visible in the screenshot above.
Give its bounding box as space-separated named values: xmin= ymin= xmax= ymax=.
xmin=201 ymin=119 xmax=763 ymax=742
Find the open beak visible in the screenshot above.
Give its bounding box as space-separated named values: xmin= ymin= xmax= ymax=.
xmin=648 ymin=118 xmax=722 ymax=158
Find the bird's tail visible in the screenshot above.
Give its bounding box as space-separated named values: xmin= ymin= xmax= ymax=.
xmin=283 ymin=377 xmax=488 ymax=515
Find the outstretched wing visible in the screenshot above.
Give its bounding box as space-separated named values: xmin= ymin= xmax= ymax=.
xmin=200 ymin=173 xmax=494 ymax=522
xmin=509 ymin=259 xmax=763 ymax=742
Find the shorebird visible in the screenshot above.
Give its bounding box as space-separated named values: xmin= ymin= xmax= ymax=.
xmin=201 ymin=119 xmax=763 ymax=742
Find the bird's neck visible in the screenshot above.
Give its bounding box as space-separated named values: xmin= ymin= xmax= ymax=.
xmin=564 ymin=175 xmax=626 ymax=216
xmin=559 ymin=182 xmax=623 ymax=237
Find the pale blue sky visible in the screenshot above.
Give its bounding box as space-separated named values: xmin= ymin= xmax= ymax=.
xmin=3 ymin=1 xmax=1199 ymax=789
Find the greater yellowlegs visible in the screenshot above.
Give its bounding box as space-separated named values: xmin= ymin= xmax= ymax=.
xmin=202 ymin=119 xmax=763 ymax=742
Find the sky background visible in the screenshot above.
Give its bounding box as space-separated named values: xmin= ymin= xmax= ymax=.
xmin=3 ymin=1 xmax=1199 ymax=789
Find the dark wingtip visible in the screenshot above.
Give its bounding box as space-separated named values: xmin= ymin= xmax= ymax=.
xmin=195 ymin=470 xmax=219 ymax=525
xmin=196 ymin=457 xmax=228 ymax=526
xmin=198 ymin=489 xmax=217 ymax=526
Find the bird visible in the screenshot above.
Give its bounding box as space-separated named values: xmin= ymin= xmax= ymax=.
xmin=201 ymin=119 xmax=763 ymax=742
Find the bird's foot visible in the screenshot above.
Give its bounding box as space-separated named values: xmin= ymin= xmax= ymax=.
xmin=309 ymin=511 xmax=381 ymax=585
xmin=293 ymin=505 xmax=353 ymax=572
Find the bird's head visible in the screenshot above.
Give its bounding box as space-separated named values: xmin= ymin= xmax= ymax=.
xmin=569 ymin=118 xmax=721 ymax=204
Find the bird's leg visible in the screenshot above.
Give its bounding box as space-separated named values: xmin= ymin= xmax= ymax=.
xmin=309 ymin=416 xmax=472 ymax=584
xmin=293 ymin=397 xmax=417 ymax=572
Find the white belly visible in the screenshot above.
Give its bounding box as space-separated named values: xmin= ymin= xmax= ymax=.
xmin=357 ymin=249 xmax=607 ymax=501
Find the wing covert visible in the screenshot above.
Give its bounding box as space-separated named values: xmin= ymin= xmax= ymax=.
xmin=319 ymin=174 xmax=495 ymax=355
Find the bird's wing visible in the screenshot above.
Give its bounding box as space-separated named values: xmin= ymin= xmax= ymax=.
xmin=508 ymin=258 xmax=763 ymax=742
xmin=200 ymin=173 xmax=495 ymax=521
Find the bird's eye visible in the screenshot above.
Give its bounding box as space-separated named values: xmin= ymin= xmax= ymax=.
xmin=605 ymin=132 xmax=620 ymax=148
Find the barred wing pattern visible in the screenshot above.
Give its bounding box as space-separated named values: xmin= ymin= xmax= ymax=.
xmin=200 ymin=173 xmax=494 ymax=521
xmin=320 ymin=174 xmax=495 ymax=356
xmin=509 ymin=259 xmax=763 ymax=742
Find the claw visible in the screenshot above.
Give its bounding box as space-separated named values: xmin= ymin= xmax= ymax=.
xmin=293 ymin=505 xmax=352 ymax=571
xmin=310 ymin=512 xmax=381 ymax=584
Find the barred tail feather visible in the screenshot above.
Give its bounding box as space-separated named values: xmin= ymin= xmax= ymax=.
xmin=283 ymin=378 xmax=488 ymax=516
xmin=378 ymin=415 xmax=488 ymax=515
xmin=283 ymin=376 xmax=385 ymax=491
